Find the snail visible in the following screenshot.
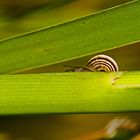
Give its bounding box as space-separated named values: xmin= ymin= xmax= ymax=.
xmin=66 ymin=55 xmax=119 ymax=72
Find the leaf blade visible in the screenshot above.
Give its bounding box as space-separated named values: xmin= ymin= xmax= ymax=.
xmin=0 ymin=0 xmax=140 ymax=74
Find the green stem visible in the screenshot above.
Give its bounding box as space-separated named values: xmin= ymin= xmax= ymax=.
xmin=0 ymin=72 xmax=139 ymax=115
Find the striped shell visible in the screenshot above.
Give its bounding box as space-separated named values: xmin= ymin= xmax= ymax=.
xmin=87 ymin=55 xmax=119 ymax=72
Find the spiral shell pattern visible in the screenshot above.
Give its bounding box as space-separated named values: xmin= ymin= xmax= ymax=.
xmin=87 ymin=55 xmax=119 ymax=72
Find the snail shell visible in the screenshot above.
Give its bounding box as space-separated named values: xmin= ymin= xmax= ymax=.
xmin=87 ymin=55 xmax=119 ymax=72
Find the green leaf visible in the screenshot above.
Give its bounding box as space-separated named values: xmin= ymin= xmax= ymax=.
xmin=0 ymin=0 xmax=140 ymax=74
xmin=0 ymin=72 xmax=139 ymax=115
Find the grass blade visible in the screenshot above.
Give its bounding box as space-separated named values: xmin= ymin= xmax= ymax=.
xmin=0 ymin=0 xmax=139 ymax=74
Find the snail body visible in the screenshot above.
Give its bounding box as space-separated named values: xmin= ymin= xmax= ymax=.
xmin=65 ymin=66 xmax=93 ymax=72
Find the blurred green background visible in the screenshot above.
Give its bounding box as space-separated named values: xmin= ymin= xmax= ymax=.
xmin=0 ymin=0 xmax=133 ymax=40
xmin=0 ymin=0 xmax=140 ymax=140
